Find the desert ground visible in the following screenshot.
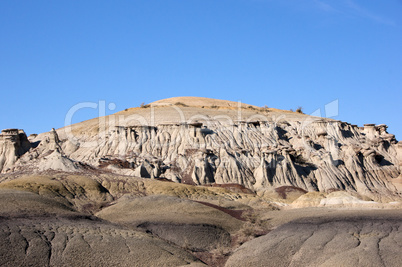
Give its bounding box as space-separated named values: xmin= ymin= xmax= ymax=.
xmin=1 ymin=97 xmax=401 ymax=266
xmin=0 ymin=171 xmax=401 ymax=266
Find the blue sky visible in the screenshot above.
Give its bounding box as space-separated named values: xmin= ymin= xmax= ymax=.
xmin=1 ymin=0 xmax=401 ymax=139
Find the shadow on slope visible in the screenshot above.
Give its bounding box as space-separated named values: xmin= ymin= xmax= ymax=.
xmin=0 ymin=189 xmax=204 ymax=267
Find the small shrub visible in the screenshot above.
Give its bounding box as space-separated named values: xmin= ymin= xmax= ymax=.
xmin=211 ymin=243 xmax=232 ymax=257
xmin=296 ymin=107 xmax=303 ymax=114
xmin=241 ymin=210 xmax=260 ymax=224
xmin=234 ymin=220 xmax=267 ymax=246
xmin=261 ymin=106 xmax=270 ymax=112
xmin=124 ymin=108 xmax=128 ymax=111
xmin=211 ymin=105 xmax=218 ymax=109
xmin=140 ymin=102 xmax=150 ymax=108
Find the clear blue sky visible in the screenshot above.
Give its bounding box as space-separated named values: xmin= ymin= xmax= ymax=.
xmin=1 ymin=0 xmax=401 ymax=139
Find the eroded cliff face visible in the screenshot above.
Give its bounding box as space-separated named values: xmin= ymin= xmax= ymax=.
xmin=1 ymin=101 xmax=401 ymax=200
xmin=0 ymin=129 xmax=31 ymax=173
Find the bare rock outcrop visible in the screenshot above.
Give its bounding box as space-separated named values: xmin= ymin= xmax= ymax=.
xmin=0 ymin=190 xmax=203 ymax=266
xmin=0 ymin=97 xmax=400 ymax=201
xmin=0 ymin=129 xmax=31 ymax=173
xmin=225 ymin=213 xmax=402 ymax=267
xmin=9 ymin=128 xmax=89 ymax=173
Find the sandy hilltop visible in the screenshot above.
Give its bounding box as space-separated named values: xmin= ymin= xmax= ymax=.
xmin=0 ymin=96 xmax=402 ymax=266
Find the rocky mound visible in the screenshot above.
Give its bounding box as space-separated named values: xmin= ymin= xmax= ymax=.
xmin=0 ymin=175 xmax=113 ymax=213
xmin=226 ymin=211 xmax=402 ymax=267
xmin=0 ymin=189 xmax=76 ymax=217
xmin=1 ymin=97 xmax=401 ymax=202
xmin=0 ymin=129 xmax=31 ymax=173
xmin=0 ymin=172 xmax=273 ymax=266
xmin=0 ymin=189 xmax=203 ymax=266
xmin=96 ymin=195 xmax=243 ymax=230
xmin=96 ymin=195 xmax=244 ymax=251
xmin=0 ymin=170 xmax=400 ymax=266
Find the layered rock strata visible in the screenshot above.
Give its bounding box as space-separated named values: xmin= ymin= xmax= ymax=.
xmin=1 ymin=98 xmax=401 ymax=200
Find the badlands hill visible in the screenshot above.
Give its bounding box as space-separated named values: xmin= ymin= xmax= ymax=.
xmin=0 ymin=96 xmax=401 ymax=266
xmin=1 ymin=96 xmax=401 ymax=200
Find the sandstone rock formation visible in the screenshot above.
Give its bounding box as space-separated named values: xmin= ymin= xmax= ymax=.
xmin=1 ymin=97 xmax=401 ymax=201
xmin=0 ymin=129 xmax=31 ymax=173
